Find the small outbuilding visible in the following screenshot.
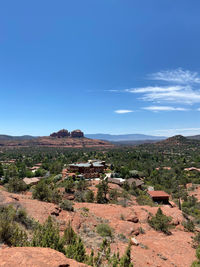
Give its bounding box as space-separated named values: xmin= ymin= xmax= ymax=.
xmin=147 ymin=190 xmax=170 ymax=203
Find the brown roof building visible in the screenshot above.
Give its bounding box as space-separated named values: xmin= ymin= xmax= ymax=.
xmin=148 ymin=190 xmax=170 ymax=203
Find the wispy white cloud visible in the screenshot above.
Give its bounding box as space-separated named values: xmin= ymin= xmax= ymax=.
xmin=114 ymin=109 xmax=133 ymax=114
xmin=150 ymin=68 xmax=200 ymax=84
xmin=126 ymin=85 xmax=183 ymax=94
xmin=143 ymin=106 xmax=189 ymax=111
xmin=197 ymin=108 xmax=200 ymax=111
xmin=126 ymin=85 xmax=200 ymax=104
xmin=110 ymin=69 xmax=200 ymax=107
xmin=107 ymin=89 xmax=120 ymax=92
xmin=141 ymin=86 xmax=200 ymax=104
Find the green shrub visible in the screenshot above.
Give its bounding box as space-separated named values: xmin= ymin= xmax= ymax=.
xmin=0 ymin=205 xmax=29 ymax=246
xmin=193 ymin=233 xmax=200 ymax=248
xmin=96 ymin=223 xmax=113 ymax=237
xmin=15 ymin=208 xmax=36 ymax=230
xmin=32 ymin=180 xmax=52 ymax=202
xmin=6 ymin=178 xmax=27 ymax=193
xmin=182 ymin=219 xmax=195 ymax=232
xmin=96 ymin=179 xmax=108 ymax=204
xmin=136 ymin=194 xmax=154 ymax=206
xmin=191 ymin=246 xmax=200 ymax=266
xmin=63 ymin=221 xmax=77 ymax=245
xmin=31 ymin=216 xmax=64 ymax=252
xmin=74 ymin=191 xmax=85 ymax=202
xmin=119 ymin=242 xmax=133 ymax=267
xmin=63 ymin=221 xmax=86 ymax=263
xmin=85 ymin=190 xmax=94 ymax=203
xmin=32 ymin=180 xmax=61 ymax=204
xmin=59 ymin=200 xmax=74 ymax=212
xmin=65 ymin=178 xmax=75 ymax=193
xmin=109 ymin=189 xmax=118 ymax=202
xmin=148 ymin=208 xmax=172 ymax=234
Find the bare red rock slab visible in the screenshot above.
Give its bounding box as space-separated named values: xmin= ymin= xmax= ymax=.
xmin=0 ymin=247 xmax=89 ymax=267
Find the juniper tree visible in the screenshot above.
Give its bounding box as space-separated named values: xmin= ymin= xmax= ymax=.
xmin=119 ymin=242 xmax=133 ymax=267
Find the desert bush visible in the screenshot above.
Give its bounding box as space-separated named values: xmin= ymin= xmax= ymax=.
xmin=65 ymin=178 xmax=75 ymax=193
xmin=109 ymin=189 xmax=118 ymax=202
xmin=76 ymin=180 xmax=88 ymax=191
xmin=193 ymin=233 xmax=200 ymax=248
xmin=15 ymin=208 xmax=36 ymax=230
xmin=182 ymin=219 xmax=195 ymax=232
xmin=63 ymin=221 xmax=77 ymax=245
xmin=119 ymin=242 xmax=133 ymax=267
xmin=31 ymin=216 xmax=64 ymax=252
xmin=191 ymin=246 xmax=200 ymax=267
xmin=6 ymin=178 xmax=27 ymax=193
xmin=59 ymin=200 xmax=74 ymax=212
xmin=0 ymin=205 xmax=29 ymax=246
xmin=74 ymin=191 xmax=85 ymax=202
xmin=32 ymin=180 xmax=61 ymax=204
xmin=96 ymin=179 xmax=108 ymax=204
xmin=85 ymin=190 xmax=94 ymax=203
xmin=63 ymin=221 xmax=86 ymax=263
xmin=96 ymin=223 xmax=113 ymax=238
xmin=118 ymin=233 xmax=128 ymax=242
xmin=32 ymin=180 xmax=52 ymax=202
xmin=136 ymin=194 xmax=154 ymax=206
xmin=148 ymin=208 xmax=172 ymax=234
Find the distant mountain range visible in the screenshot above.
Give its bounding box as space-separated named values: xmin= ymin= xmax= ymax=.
xmin=187 ymin=135 xmax=200 ymax=140
xmin=1 ymin=133 xmax=200 ymax=145
xmin=0 ymin=135 xmax=36 ymax=141
xmin=85 ymin=133 xmax=166 ymax=141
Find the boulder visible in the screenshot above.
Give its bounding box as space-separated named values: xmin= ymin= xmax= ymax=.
xmin=51 ymin=207 xmax=61 ymax=217
xmin=127 ymin=215 xmax=139 ymax=223
xmin=130 ymin=237 xmax=139 ymax=246
xmin=132 ymin=229 xmax=140 ymax=236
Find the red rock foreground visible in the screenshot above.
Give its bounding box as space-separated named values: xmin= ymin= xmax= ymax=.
xmin=0 ymin=247 xmax=89 ymax=267
xmin=0 ymin=189 xmax=196 ymax=267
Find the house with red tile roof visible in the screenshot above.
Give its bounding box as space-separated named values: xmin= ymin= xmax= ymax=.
xmin=148 ymin=190 xmax=170 ymax=203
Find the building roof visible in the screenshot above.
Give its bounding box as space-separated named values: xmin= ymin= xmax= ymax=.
xmin=92 ymin=162 xmax=104 ymax=167
xmin=107 ymin=177 xmax=123 ymax=185
xmin=69 ymin=163 xmax=91 ymax=168
xmin=148 ymin=190 xmax=170 ymax=198
xmin=184 ymin=167 xmax=200 ymax=172
xmin=127 ymin=178 xmax=144 ymax=187
xmin=69 ymin=162 xmax=104 ymax=168
xmin=23 ymin=177 xmax=40 ymax=185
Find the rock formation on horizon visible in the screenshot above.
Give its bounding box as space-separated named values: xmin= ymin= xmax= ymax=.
xmin=50 ymin=129 xmax=84 ymax=138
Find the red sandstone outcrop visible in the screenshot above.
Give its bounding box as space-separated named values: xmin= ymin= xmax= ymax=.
xmin=71 ymin=129 xmax=84 ymax=138
xmin=0 ymin=136 xmax=113 ymax=148
xmin=0 ymin=247 xmax=89 ymax=267
xmin=0 ymin=188 xmax=196 ymax=267
xmin=50 ymin=129 xmax=70 ymax=138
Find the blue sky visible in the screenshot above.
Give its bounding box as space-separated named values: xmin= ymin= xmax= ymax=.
xmin=1 ymin=0 xmax=200 ymax=136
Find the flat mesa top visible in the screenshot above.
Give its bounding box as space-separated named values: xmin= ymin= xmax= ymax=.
xmin=148 ymin=190 xmax=170 ymax=197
